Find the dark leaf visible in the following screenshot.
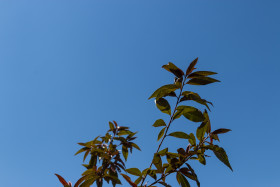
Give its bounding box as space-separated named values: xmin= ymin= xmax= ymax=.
xmin=168 ymin=132 xmax=190 ymax=139
xmin=156 ymin=98 xmax=171 ymax=115
xmin=212 ymin=145 xmax=233 ymax=171
xmin=188 ymin=71 xmax=217 ymax=78
xmin=162 ymin=62 xmax=184 ymax=78
xmin=153 ymin=119 xmax=166 ymax=127
xmin=186 ymin=58 xmax=198 ymax=75
xmin=122 ymin=146 xmax=128 ymax=161
xmin=55 ymin=174 xmax=69 ymax=186
xmin=187 ymin=77 xmax=220 ymax=85
xmin=121 ymin=174 xmax=137 ymax=187
xmin=212 ymin=128 xmax=232 ymax=135
xmin=176 ymin=172 xmax=191 ymax=187
xmin=131 ymin=143 xmax=141 ymax=151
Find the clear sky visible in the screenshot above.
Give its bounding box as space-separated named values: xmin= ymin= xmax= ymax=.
xmin=0 ymin=0 xmax=279 ymax=186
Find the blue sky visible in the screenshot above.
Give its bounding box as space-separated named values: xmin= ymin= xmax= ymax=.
xmin=0 ymin=0 xmax=279 ymax=186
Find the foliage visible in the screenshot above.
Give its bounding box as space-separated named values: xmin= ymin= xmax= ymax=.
xmin=55 ymin=58 xmax=232 ymax=187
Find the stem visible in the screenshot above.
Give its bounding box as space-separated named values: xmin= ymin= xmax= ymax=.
xmin=140 ymin=76 xmax=187 ymax=186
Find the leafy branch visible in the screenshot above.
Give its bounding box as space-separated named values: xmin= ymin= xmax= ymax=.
xmin=55 ymin=58 xmax=232 ymax=187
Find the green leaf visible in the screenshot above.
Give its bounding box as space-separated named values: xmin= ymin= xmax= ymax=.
xmin=212 ymin=128 xmax=232 ymax=135
xmin=176 ymin=172 xmax=190 ymax=187
xmin=188 ymin=71 xmax=217 ymax=78
xmin=75 ymin=147 xmax=88 ymax=156
xmin=185 ymin=163 xmax=200 ymax=187
xmin=153 ymin=154 xmax=163 ymax=173
xmin=180 ymin=91 xmax=212 ymax=111
xmin=109 ymin=122 xmax=114 ymax=131
xmin=149 ymin=84 xmax=180 ymax=100
xmin=158 ymin=127 xmax=166 ymax=141
xmin=196 ymin=121 xmax=207 ymax=142
xmin=153 ymin=119 xmax=166 ymax=127
xmin=177 ymin=106 xmax=205 ymax=122
xmin=131 ymin=143 xmax=141 ymax=151
xmin=169 ymin=132 xmax=190 ymax=139
xmin=198 ymin=154 xmax=206 ymax=165
xmin=134 ymin=176 xmax=142 ymax=185
xmin=187 ymin=77 xmax=220 ymax=85
xmin=126 ymin=168 xmax=142 ymax=176
xmin=156 ymin=98 xmax=171 ymax=115
xmin=162 ymin=62 xmax=184 ymax=78
xmin=188 ymin=133 xmax=196 ymax=146
xmin=122 ymin=146 xmax=128 ymax=161
xmin=186 ymin=58 xmax=198 ymax=75
xmin=158 ymin=148 xmax=168 ymax=156
xmin=212 ymin=145 xmax=233 ymax=171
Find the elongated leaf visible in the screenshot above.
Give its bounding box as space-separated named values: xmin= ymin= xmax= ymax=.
xmin=188 ymin=71 xmax=217 ymax=78
xmin=196 ymin=121 xmax=207 ymax=141
xmin=121 ymin=174 xmax=137 ymax=187
xmin=187 ymin=77 xmax=220 ymax=85
xmin=185 ymin=163 xmax=200 ymax=187
xmin=180 ymin=91 xmax=212 ymax=111
xmin=186 ymin=58 xmax=198 ymax=75
xmin=134 ymin=177 xmax=142 ymax=185
xmin=153 ymin=153 xmax=163 ymax=173
xmin=126 ymin=168 xmax=142 ymax=176
xmin=149 ymin=84 xmax=180 ymax=100
xmin=188 ymin=133 xmax=196 ymax=146
xmin=156 ymin=98 xmax=171 ymax=115
xmin=212 ymin=145 xmax=233 ymax=171
xmin=169 ymin=132 xmax=190 ymax=139
xmin=55 ymin=174 xmax=69 ymax=186
xmin=131 ymin=143 xmax=141 ymax=151
xmin=122 ymin=146 xmax=128 ymax=161
xmin=162 ymin=62 xmax=184 ymax=78
xmin=74 ymin=176 xmax=87 ymax=187
xmin=153 ymin=119 xmax=166 ymax=127
xmin=158 ymin=127 xmax=166 ymax=141
xmin=212 ymin=128 xmax=231 ymax=135
xmin=109 ymin=122 xmax=114 ymax=131
xmin=176 ymin=172 xmax=190 ymax=187
xmin=177 ymin=106 xmax=204 ymax=122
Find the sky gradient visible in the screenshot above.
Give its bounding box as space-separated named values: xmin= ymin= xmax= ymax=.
xmin=0 ymin=0 xmax=279 ymax=186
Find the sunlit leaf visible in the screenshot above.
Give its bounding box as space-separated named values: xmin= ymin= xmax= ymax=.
xmin=169 ymin=132 xmax=190 ymax=139
xmin=158 ymin=127 xmax=166 ymax=141
xmin=126 ymin=168 xmax=142 ymax=176
xmin=153 ymin=119 xmax=166 ymax=127
xmin=149 ymin=84 xmax=180 ymax=100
